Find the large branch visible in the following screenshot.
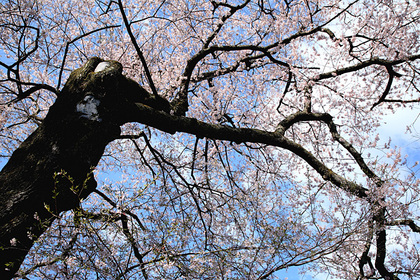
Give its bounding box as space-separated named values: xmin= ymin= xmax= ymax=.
xmin=314 ymin=54 xmax=420 ymax=82
xmin=386 ymin=219 xmax=420 ymax=232
xmin=126 ymin=103 xmax=368 ymax=198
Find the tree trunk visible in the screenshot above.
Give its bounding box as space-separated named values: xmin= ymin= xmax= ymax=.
xmin=0 ymin=58 xmax=169 ymax=278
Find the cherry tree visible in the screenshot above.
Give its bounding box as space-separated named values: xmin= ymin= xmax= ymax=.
xmin=0 ymin=0 xmax=419 ymax=279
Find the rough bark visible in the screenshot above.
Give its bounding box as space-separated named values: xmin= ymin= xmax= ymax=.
xmin=0 ymin=57 xmax=169 ymax=278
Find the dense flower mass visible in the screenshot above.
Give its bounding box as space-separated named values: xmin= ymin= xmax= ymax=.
xmin=0 ymin=0 xmax=419 ymax=279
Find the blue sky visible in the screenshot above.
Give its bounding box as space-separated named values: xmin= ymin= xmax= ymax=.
xmin=376 ymin=106 xmax=420 ymax=168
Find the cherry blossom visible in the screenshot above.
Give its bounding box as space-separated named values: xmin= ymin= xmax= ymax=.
xmin=0 ymin=0 xmax=419 ymax=279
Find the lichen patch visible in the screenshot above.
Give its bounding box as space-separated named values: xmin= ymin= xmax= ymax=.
xmin=76 ymin=95 xmax=101 ymax=121
xmin=94 ymin=62 xmax=110 ymax=73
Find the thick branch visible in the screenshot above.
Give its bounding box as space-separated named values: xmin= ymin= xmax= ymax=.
xmin=7 ymin=83 xmax=58 ymax=104
xmin=371 ymin=65 xmax=403 ymax=109
xmin=172 ymin=44 xmax=282 ymax=116
xmin=386 ymin=219 xmax=420 ymax=232
xmin=127 ymin=104 xmax=368 ymax=198
xmin=359 ymin=219 xmax=375 ymax=278
xmin=325 ymin=118 xmax=383 ymax=186
xmin=120 ymin=213 xmax=149 ymax=279
xmin=276 ymin=111 xmax=330 ymax=134
xmin=314 ymin=54 xmax=420 ymax=82
xmin=375 ymin=228 xmax=399 ymax=279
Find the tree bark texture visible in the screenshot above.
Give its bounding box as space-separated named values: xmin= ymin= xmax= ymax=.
xmin=0 ymin=58 xmax=169 ymax=278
